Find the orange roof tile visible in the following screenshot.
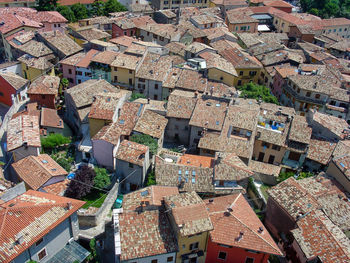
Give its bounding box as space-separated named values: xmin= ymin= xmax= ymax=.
xmin=0 ymin=190 xmax=84 ymax=262
xmin=206 ymin=194 xmax=283 ymax=256
xmin=178 ymin=154 xmax=214 ymax=168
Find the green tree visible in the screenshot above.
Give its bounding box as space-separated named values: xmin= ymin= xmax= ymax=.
xmin=130 ymin=134 xmax=158 ymax=155
xmin=129 ymin=92 xmax=146 ymax=101
xmin=71 ymin=3 xmax=89 ymax=21
xmin=277 ymin=171 xmax=295 ymax=182
xmin=56 ymin=6 xmax=75 ymax=22
xmin=238 ymin=82 xmax=279 ymax=105
xmin=91 ymin=1 xmax=106 ymax=17
xmin=41 ymin=133 xmax=71 ymax=151
xmin=93 ymin=167 xmax=111 ymax=189
xmin=36 ymin=0 xmax=57 ymax=11
xmin=309 ymin=8 xmax=319 ymax=16
xmin=146 ymin=170 xmax=156 ymax=186
xmin=87 ymin=238 xmax=99 ymax=263
xmin=104 ymin=0 xmax=127 ymax=15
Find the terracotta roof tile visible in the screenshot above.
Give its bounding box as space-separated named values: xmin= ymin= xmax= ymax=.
xmin=0 ymin=190 xmax=84 ymax=262
xmin=307 ymin=139 xmax=336 ymax=165
xmin=27 ymin=75 xmax=60 ymax=95
xmin=12 ymin=154 xmax=67 ymax=190
xmin=134 ymin=110 xmax=168 ymax=139
xmin=0 ymin=72 xmax=28 ymax=91
xmin=206 ymin=194 xmax=282 ymax=255
xmin=7 ymin=114 xmax=41 ymax=151
xmin=40 ymin=108 xmax=64 ymax=129
xmin=115 ymin=140 xmax=148 ymax=166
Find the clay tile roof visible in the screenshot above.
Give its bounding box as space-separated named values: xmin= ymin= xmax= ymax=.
xmin=76 ymin=49 xmax=99 ymax=68
xmin=92 ymin=102 xmax=142 ymax=144
xmin=60 ymin=52 xmax=85 ymax=66
xmin=17 ymin=54 xmax=54 ymax=70
xmin=312 ymin=111 xmax=348 ymax=139
xmin=214 ymin=152 xmax=254 ymax=181
xmin=7 ymin=114 xmax=41 ymax=151
xmin=248 ymin=160 xmax=281 ymax=177
xmin=178 ymin=154 xmax=214 ymax=168
xmin=40 ymin=107 xmax=64 ymax=129
xmin=333 ymin=140 xmax=350 ymax=159
xmin=322 ymin=17 xmax=350 ymax=27
xmin=39 ymin=30 xmax=83 ymax=57
xmin=263 ymin=0 xmax=293 ymax=8
xmin=134 ymin=110 xmax=168 ymax=139
xmin=0 ymin=72 xmax=28 ymax=91
xmin=109 ymin=36 xmax=134 ymax=47
xmin=226 ymin=8 xmax=258 ymax=24
xmin=11 ymin=154 xmax=67 ymax=190
xmin=0 ymin=13 xmax=42 ymax=34
xmin=307 ymin=139 xmax=336 ymax=165
xmin=41 ymin=178 xmax=69 ymax=196
xmin=17 ymin=40 xmax=53 ymax=58
xmin=155 ymin=154 xmax=215 ymax=193
xmin=175 ymin=69 xmax=207 ymax=92
xmin=164 ymin=191 xmax=213 ymax=236
xmin=291 ymin=210 xmax=350 ymax=263
xmin=0 ymin=190 xmax=84 ymax=262
xmin=274 ymin=65 xmax=298 ymax=78
xmin=165 ymin=42 xmax=186 ymax=57
xmin=88 ymin=90 xmax=130 ymax=121
xmin=110 ymin=53 xmax=141 ymax=70
xmin=27 ymin=75 xmax=60 ymax=95
xmin=289 ymin=115 xmax=311 ymax=144
xmin=65 ymin=79 xmax=116 ymax=109
xmin=77 ymin=28 xmax=110 ymax=41
xmin=206 ymin=194 xmax=283 ymax=255
xmin=115 ymin=140 xmax=148 ymax=166
xmin=189 ymin=97 xmax=229 ymax=131
xmin=91 ymin=50 xmax=119 ymax=65
xmin=220 ymin=48 xmax=262 ymax=69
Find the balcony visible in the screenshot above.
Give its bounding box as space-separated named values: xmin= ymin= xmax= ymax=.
xmin=326 ymin=103 xmax=348 ymax=113
xmin=282 ymin=159 xmax=299 ymax=169
xmin=283 ymin=84 xmax=326 ymax=105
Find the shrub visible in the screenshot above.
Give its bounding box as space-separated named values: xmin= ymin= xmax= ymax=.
xmin=94 ymin=167 xmax=111 ymax=189
xmin=129 ymin=93 xmax=146 ymax=102
xmin=146 ymin=170 xmax=156 ymax=186
xmin=65 ymin=166 xmax=96 ymax=199
xmin=130 ymin=134 xmax=158 ymax=155
xmin=237 ymin=82 xmax=279 ymax=105
xmin=41 ymin=133 xmax=71 ymax=150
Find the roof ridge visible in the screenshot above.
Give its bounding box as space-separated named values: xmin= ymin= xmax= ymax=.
xmin=0 ymin=207 xmax=9 ymax=239
xmin=229 ymin=195 xmax=281 ymax=254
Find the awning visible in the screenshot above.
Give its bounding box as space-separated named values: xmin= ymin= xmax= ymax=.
xmin=46 ymin=241 xmax=90 ymax=263
xmin=258 ymin=25 xmax=271 ymax=32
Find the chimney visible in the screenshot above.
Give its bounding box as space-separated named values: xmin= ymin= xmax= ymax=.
xmin=236 ymin=231 xmax=244 ymax=242
xmin=194 ymin=91 xmax=198 ymax=98
xmin=147 ymin=97 xmax=150 ymax=104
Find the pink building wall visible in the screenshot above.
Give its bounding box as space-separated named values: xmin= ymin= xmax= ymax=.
xmin=272 ymin=71 xmax=285 ymax=99
xmin=61 ymin=64 xmax=76 ymax=88
xmin=112 ymin=24 xmax=136 ymax=38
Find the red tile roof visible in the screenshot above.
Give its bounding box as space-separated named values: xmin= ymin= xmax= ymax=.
xmin=12 ymin=154 xmax=67 ymax=190
xmin=27 ymin=75 xmax=60 ymax=95
xmin=178 ymin=154 xmax=214 ymax=168
xmin=115 ymin=140 xmax=148 ymax=166
xmin=0 ymin=190 xmax=84 ymax=262
xmin=76 ymin=49 xmax=99 ymax=68
xmin=41 ymin=107 xmax=64 ymax=129
xmin=206 ymin=194 xmax=283 ymax=256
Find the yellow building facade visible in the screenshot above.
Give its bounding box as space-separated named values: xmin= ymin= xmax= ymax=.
xmin=175 ymin=231 xmax=209 ymax=263
xmin=207 ymin=68 xmax=237 ymax=87
xmin=234 ymin=67 xmax=261 ymax=86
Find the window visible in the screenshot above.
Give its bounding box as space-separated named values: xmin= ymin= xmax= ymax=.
xmin=68 ymin=78 xmax=73 ymax=83
xmin=41 ymin=95 xmax=46 ymax=99
xmin=262 ymin=142 xmax=270 ymax=148
xmin=154 ymin=95 xmax=158 ymax=100
xmin=76 ymin=71 xmax=82 ymax=75
xmin=54 ymin=24 xmax=57 ymax=27
xmin=245 ymin=258 xmax=254 ymax=263
xmin=315 ymin=94 xmax=320 ymax=99
xmin=306 ymin=91 xmax=311 ymax=97
xmin=155 ymin=84 xmax=159 ymax=90
xmin=167 ymin=257 xmax=173 ymax=262
xmin=151 ymin=260 xmax=158 ymax=263
xmin=114 ymin=67 xmax=118 ymax=71
xmin=240 ymin=26 xmax=247 ymax=31
xmin=272 ymin=145 xmax=281 ymax=151
xmin=249 ymin=71 xmax=256 ymax=76
xmin=129 ymin=69 xmax=132 ymax=74
xmin=218 ymin=251 xmax=227 ymax=260
xmin=297 ymin=88 xmax=300 ymax=93
xmin=268 ymin=155 xmax=275 ymax=164
xmin=38 ymin=248 xmax=47 ymax=261
xmin=189 ymin=242 xmax=199 ymax=250
xmin=129 ymin=163 xmax=134 ymax=168
xmin=124 ymin=31 xmax=127 ymax=35
xmin=339 ymin=28 xmax=342 ymax=32
xmin=198 ymin=131 xmax=202 ymax=136
xmin=114 ymin=76 xmax=118 ymax=82
xmin=0 ymin=92 xmax=3 ymax=97
xmin=36 ymin=238 xmax=43 ymax=246
xmin=334 ymin=29 xmax=337 ymax=32
xmin=239 ymin=71 xmax=243 ymax=76
xmin=129 ymin=78 xmax=132 ymax=85
xmin=147 ymin=32 xmax=150 ymax=36
xmin=68 ymin=68 xmax=72 ymax=74
xmin=164 ymin=0 xmax=168 ymax=3
xmin=235 ymin=26 xmax=238 ymax=31
xmin=238 ymin=80 xmax=242 ymax=86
